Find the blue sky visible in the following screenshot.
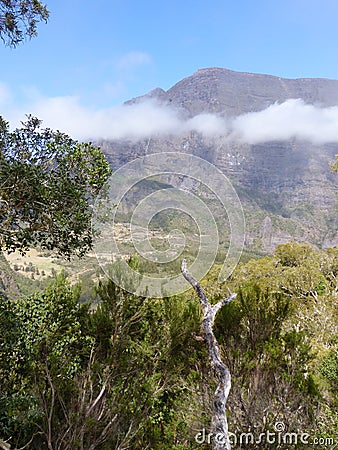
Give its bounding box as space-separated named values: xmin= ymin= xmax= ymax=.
xmin=2 ymin=0 xmax=338 ymax=139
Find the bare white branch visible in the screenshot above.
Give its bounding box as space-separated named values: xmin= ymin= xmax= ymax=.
xmin=181 ymin=259 xmax=234 ymax=450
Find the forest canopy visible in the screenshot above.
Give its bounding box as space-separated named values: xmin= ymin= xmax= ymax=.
xmin=0 ymin=243 xmax=337 ymax=449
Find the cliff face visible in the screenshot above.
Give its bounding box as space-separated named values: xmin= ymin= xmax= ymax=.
xmin=100 ymin=68 xmax=338 ymax=253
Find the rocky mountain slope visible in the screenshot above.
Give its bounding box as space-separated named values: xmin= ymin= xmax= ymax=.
xmin=99 ymin=68 xmax=338 ymax=253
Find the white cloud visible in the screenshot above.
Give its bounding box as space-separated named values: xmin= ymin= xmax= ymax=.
xmin=231 ymin=99 xmax=338 ymax=144
xmin=117 ymin=51 xmax=152 ymax=70
xmin=25 ymin=97 xmax=183 ymax=140
xmin=186 ymin=113 xmax=228 ymax=137
xmin=6 ymin=94 xmax=227 ymax=141
xmin=4 ymin=90 xmax=338 ymax=145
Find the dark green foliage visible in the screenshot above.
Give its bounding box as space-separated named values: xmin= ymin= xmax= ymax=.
xmin=213 ymin=283 xmax=320 ymax=445
xmin=0 ymin=0 xmax=49 ymax=47
xmin=0 ymin=272 xmax=204 ymax=448
xmin=319 ymin=340 xmax=338 ymax=393
xmin=0 ymin=244 xmax=337 ymax=449
xmin=0 ymin=116 xmax=112 ymax=257
xmin=0 ymin=275 xmax=92 ymax=447
xmin=91 ymin=276 xmax=203 ymax=448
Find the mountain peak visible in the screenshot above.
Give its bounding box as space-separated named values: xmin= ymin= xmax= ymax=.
xmin=102 ymin=67 xmax=338 ymax=251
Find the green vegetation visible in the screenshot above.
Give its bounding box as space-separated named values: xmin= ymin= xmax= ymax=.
xmin=0 ymin=16 xmax=337 ymax=448
xmin=0 ymin=116 xmax=111 ymax=257
xmin=0 ymin=0 xmax=49 ymax=47
xmin=0 ymin=243 xmax=337 ymax=449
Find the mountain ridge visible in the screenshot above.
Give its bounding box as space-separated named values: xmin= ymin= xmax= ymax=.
xmin=128 ymin=67 xmax=338 ymax=114
xmin=100 ymin=67 xmax=338 ymax=253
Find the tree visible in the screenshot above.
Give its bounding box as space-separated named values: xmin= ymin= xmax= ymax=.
xmin=181 ymin=259 xmax=236 ymax=450
xmin=0 ymin=275 xmax=93 ymax=449
xmin=0 ymin=0 xmax=49 ymax=47
xmin=0 ymin=270 xmax=204 ymax=449
xmin=0 ymin=115 xmax=112 ymax=257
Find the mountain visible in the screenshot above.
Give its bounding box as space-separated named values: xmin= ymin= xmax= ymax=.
xmin=99 ymin=68 xmax=338 ymax=253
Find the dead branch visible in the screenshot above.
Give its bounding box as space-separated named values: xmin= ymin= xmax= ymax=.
xmin=181 ymin=259 xmax=236 ymax=450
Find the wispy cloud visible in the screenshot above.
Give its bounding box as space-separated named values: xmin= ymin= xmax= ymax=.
xmin=186 ymin=113 xmax=227 ymax=137
xmin=5 ymin=93 xmax=229 ymax=140
xmin=9 ymin=96 xmax=183 ymax=140
xmin=4 ymin=87 xmax=338 ymax=145
xmin=231 ymin=99 xmax=338 ymax=144
xmin=117 ymin=51 xmax=152 ymax=70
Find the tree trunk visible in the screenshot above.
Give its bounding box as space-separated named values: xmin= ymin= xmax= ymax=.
xmin=181 ymin=260 xmax=236 ymax=450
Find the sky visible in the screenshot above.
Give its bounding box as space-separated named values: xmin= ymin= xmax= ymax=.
xmin=2 ymin=0 xmax=338 ymax=141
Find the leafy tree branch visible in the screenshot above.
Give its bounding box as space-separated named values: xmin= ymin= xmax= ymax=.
xmin=0 ymin=0 xmax=49 ymax=47
xmin=0 ymin=115 xmax=111 ymax=257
